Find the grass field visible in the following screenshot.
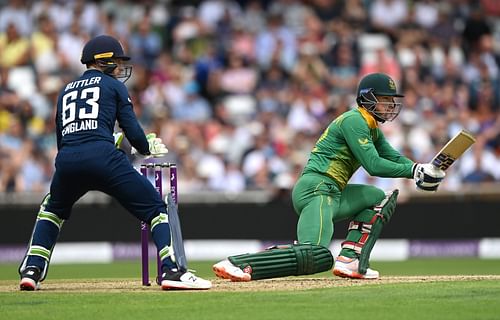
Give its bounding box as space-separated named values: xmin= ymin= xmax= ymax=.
xmin=1 ymin=259 xmax=500 ymax=320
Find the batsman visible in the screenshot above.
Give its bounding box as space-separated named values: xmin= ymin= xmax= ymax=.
xmin=214 ymin=73 xmax=446 ymax=281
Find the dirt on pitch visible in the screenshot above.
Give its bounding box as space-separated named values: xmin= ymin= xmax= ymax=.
xmin=2 ymin=275 xmax=500 ymax=293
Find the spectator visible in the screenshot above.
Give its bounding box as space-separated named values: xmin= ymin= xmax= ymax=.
xmin=18 ymin=140 xmax=51 ymax=192
xmin=31 ymin=14 xmax=60 ymax=74
xmin=71 ymin=0 xmax=100 ymax=36
xmin=413 ymin=0 xmax=440 ymax=29
xmin=462 ymin=6 xmax=492 ymax=52
xmin=171 ymin=81 xmax=212 ymax=123
xmin=428 ymin=4 xmax=458 ymax=46
xmin=326 ymin=43 xmax=359 ymax=95
xmin=292 ymin=43 xmax=329 ymax=86
xmin=31 ymin=0 xmax=69 ymax=32
xmin=217 ymin=51 xmax=258 ymax=95
xmin=360 ymin=47 xmax=402 ymax=83
xmin=198 ymin=0 xmax=241 ymax=32
xmin=239 ymin=0 xmax=266 ymax=34
xmin=369 ymin=0 xmax=408 ymax=42
xmin=0 ymin=0 xmax=498 ymax=196
xmin=311 ymin=0 xmax=345 ymax=25
xmin=58 ymin=19 xmax=89 ymax=76
xmin=0 ymin=117 xmax=24 ymax=192
xmin=254 ymin=13 xmax=297 ymax=72
xmin=269 ymin=0 xmax=312 ymax=36
xmin=0 ymin=0 xmax=31 ymax=35
xmin=0 ymin=23 xmax=33 ymax=96
xmin=0 ymin=22 xmax=30 ymax=70
xmin=287 ymin=85 xmax=325 ymax=134
xmin=129 ymin=16 xmax=162 ymax=70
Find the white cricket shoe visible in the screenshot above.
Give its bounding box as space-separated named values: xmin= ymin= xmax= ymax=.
xmin=213 ymin=260 xmax=251 ymax=282
xmin=19 ymin=266 xmax=42 ymax=291
xmin=161 ymin=270 xmax=212 ymax=290
xmin=332 ymin=256 xmax=379 ymax=279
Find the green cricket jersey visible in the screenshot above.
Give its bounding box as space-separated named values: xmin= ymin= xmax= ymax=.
xmin=302 ymin=107 xmax=414 ymax=189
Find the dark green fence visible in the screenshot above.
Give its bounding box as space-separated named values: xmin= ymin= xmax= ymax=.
xmin=3 ymin=193 xmax=499 ymax=243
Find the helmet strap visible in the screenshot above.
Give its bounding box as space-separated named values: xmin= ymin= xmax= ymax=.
xmin=96 ymin=59 xmax=117 ymax=75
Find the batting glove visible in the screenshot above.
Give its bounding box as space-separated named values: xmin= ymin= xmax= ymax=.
xmin=412 ymin=163 xmax=446 ymax=192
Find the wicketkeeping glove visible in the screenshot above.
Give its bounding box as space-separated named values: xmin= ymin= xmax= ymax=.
xmin=412 ymin=163 xmax=446 ymax=192
xmin=113 ymin=132 xmax=124 ymax=149
xmin=131 ymin=133 xmax=168 ymax=158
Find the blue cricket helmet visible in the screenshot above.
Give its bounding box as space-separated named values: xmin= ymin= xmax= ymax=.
xmin=80 ymin=35 xmax=132 ymax=82
xmin=80 ymin=35 xmax=130 ymax=64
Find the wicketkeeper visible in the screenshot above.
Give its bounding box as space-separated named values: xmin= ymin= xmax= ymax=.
xmin=18 ymin=35 xmax=211 ymax=291
xmin=213 ymin=73 xmax=445 ymax=281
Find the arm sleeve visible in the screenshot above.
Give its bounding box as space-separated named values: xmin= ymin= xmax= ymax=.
xmin=374 ymin=131 xmax=414 ymax=166
xmin=55 ymin=94 xmax=62 ymax=151
xmin=340 ymin=116 xmax=414 ymax=178
xmin=55 ymin=109 xmax=62 ymax=151
xmin=115 ymin=83 xmax=150 ymax=155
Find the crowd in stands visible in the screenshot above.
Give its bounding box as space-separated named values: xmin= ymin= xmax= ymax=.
xmin=1 ymin=0 xmax=500 ymax=199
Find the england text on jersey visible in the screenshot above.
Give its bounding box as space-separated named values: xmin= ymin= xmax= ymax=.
xmin=61 ymin=119 xmax=98 ymax=136
xmin=64 ymin=76 xmax=102 ymax=91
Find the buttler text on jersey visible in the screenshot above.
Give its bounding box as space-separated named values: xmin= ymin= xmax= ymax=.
xmin=64 ymin=76 xmax=102 ymax=91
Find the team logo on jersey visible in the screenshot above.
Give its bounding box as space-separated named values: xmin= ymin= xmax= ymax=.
xmin=358 ymin=138 xmax=369 ymax=145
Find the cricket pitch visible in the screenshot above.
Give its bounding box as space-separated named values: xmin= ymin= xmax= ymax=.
xmin=1 ymin=275 xmax=499 ymax=292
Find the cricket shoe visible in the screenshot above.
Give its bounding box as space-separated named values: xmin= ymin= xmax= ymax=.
xmin=212 ymin=260 xmax=251 ymax=282
xmin=161 ymin=269 xmax=211 ymax=290
xmin=332 ymin=256 xmax=379 ymax=279
xmin=20 ymin=266 xmax=42 ymax=291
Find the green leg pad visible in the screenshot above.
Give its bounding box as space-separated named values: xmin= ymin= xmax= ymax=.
xmin=340 ymin=209 xmax=377 ymax=259
xmin=358 ymin=189 xmax=399 ymax=274
xmin=228 ymin=244 xmax=333 ymax=280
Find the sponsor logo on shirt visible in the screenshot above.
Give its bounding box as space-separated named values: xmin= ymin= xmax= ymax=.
xmin=358 ymin=138 xmax=369 ymax=145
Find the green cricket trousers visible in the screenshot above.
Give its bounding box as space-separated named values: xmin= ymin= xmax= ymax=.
xmin=292 ymin=173 xmax=386 ymax=248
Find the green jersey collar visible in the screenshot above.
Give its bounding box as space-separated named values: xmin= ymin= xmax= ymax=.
xmin=357 ymin=107 xmax=378 ymax=129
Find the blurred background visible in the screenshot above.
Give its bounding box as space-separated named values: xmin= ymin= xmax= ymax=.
xmin=0 ymin=0 xmax=499 ymax=264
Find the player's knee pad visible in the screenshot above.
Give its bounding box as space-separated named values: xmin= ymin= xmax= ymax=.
xmin=341 ymin=189 xmax=399 ymax=274
xmin=228 ymin=243 xmax=333 ymax=280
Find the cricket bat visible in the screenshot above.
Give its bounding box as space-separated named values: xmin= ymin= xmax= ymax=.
xmin=431 ymin=130 xmax=476 ymax=171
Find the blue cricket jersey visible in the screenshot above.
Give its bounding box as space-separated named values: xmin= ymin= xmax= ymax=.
xmin=55 ymin=69 xmax=149 ymax=154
